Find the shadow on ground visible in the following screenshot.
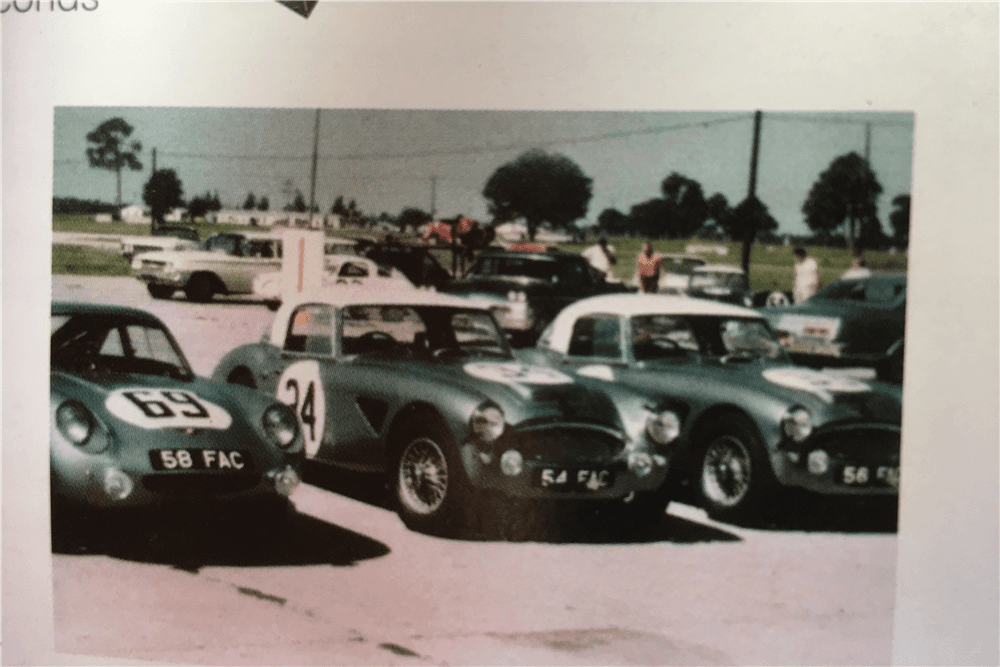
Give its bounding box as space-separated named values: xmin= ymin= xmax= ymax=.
xmin=742 ymin=493 xmax=899 ymax=534
xmin=303 ymin=462 xmax=741 ymax=545
xmin=52 ymin=509 xmax=391 ymax=573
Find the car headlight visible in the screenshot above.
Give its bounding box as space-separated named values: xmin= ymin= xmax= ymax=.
xmin=782 ymin=407 xmax=813 ymax=442
xmin=469 ymin=403 xmax=505 ymax=444
xmin=646 ymin=410 xmax=681 ymax=445
xmin=262 ymin=404 xmax=298 ymax=448
xmin=55 ymin=401 xmax=111 ymax=453
xmin=507 ymin=290 xmax=527 ymax=303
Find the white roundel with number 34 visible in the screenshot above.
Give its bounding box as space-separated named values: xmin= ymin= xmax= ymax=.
xmin=276 ymin=360 xmax=326 ymax=458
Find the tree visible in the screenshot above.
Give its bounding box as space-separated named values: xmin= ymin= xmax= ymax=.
xmin=85 ymin=117 xmax=143 ymax=206
xmin=730 ymin=196 xmax=778 ymax=274
xmin=397 ymin=207 xmax=432 ymax=233
xmin=142 ymin=169 xmax=184 ymax=225
xmin=802 ymin=152 xmax=883 ymax=253
xmin=285 ymin=190 xmax=308 ymax=212
xmin=597 ymin=208 xmax=630 ymax=236
xmin=704 ymin=193 xmax=733 ymax=240
xmin=258 ymin=196 xmax=270 ymax=211
xmin=243 ymin=192 xmax=257 ymax=210
xmin=187 ymin=192 xmax=213 ymax=220
xmin=659 ymin=173 xmax=709 ymax=238
xmin=331 ymin=196 xmax=347 ymax=215
xmin=627 ymin=198 xmax=671 ymax=239
xmin=482 ymin=149 xmax=593 ymax=240
xmin=889 ymin=194 xmax=910 ymax=246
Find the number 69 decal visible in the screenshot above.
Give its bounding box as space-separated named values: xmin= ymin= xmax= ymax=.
xmin=105 ymin=389 xmax=232 ymax=429
xmin=276 ymin=360 xmax=326 ymax=458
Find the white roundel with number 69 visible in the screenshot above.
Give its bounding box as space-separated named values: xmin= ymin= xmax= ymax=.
xmin=276 ymin=360 xmax=326 ymax=458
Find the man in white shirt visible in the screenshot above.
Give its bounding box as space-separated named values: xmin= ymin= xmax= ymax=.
xmin=581 ymin=236 xmax=617 ymax=279
xmin=793 ymin=246 xmax=819 ymax=303
xmin=841 ymin=252 xmax=873 ymax=280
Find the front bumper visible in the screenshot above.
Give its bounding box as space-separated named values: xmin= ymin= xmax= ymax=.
xmin=772 ymin=425 xmax=900 ymax=495
xmin=133 ymin=268 xmax=192 ymax=288
xmin=460 ymin=425 xmax=672 ymax=500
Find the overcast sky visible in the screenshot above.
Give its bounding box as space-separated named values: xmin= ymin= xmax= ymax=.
xmin=54 ymin=107 xmax=913 ymax=235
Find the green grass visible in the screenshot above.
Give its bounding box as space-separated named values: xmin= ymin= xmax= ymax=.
xmin=52 ymin=245 xmax=132 ymax=276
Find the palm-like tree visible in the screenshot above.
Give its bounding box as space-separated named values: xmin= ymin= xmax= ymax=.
xmin=86 ymin=118 xmax=143 ymax=206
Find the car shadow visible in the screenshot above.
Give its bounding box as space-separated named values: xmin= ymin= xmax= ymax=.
xmin=723 ymin=493 xmax=899 ymax=534
xmin=52 ymin=510 xmax=391 ymax=573
xmin=303 ymin=463 xmax=742 ymax=545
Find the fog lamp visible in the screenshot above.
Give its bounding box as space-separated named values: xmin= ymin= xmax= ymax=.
xmin=270 ymin=466 xmax=301 ymax=496
xmin=628 ymin=452 xmax=654 ymax=477
xmin=807 ymin=450 xmax=829 ymax=475
xmin=500 ymin=449 xmax=524 ymax=476
xmin=103 ymin=468 xmax=134 ymax=500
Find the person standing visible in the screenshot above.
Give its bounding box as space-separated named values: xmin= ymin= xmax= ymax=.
xmin=581 ymin=236 xmax=617 ymax=279
xmin=841 ymin=251 xmax=873 ymax=280
xmin=793 ymin=246 xmax=819 ymax=303
xmin=636 ymin=240 xmax=662 ymax=294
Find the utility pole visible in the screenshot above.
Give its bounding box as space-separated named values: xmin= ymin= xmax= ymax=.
xmin=309 ymin=109 xmax=320 ymax=218
xmin=430 ymin=176 xmax=438 ymax=220
xmin=741 ymin=110 xmax=763 ymax=275
xmin=864 ymin=122 xmax=872 ymax=163
xmin=151 ymin=147 xmax=157 ymax=175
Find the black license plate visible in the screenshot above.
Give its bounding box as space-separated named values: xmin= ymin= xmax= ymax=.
xmin=532 ymin=467 xmax=614 ymax=492
xmin=837 ymin=464 xmax=899 ymax=488
xmin=149 ymin=449 xmax=253 ymax=472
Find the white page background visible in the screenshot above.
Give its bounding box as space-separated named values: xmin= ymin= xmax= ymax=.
xmin=3 ymin=2 xmax=998 ymax=664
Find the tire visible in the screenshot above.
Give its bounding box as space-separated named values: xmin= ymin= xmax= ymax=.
xmin=227 ymin=367 xmax=257 ymax=390
xmin=147 ymin=284 xmax=175 ymax=300
xmin=765 ymin=291 xmax=791 ymax=308
xmin=184 ymin=273 xmax=216 ymax=303
xmin=392 ymin=420 xmax=472 ymax=536
xmin=265 ymin=299 xmax=281 ymax=312
xmin=696 ymin=414 xmax=776 ymax=522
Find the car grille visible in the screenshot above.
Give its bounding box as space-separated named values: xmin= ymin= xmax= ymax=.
xmin=140 ymin=260 xmax=167 ymax=270
xmin=505 ymin=426 xmax=625 ymax=464
xmin=808 ymin=428 xmax=900 ymax=465
xmin=141 ymin=473 xmax=261 ymax=495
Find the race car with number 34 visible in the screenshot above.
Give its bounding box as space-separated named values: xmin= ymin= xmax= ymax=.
xmin=50 ymin=302 xmax=304 ymax=537
xmin=211 ymin=288 xmax=686 ymax=536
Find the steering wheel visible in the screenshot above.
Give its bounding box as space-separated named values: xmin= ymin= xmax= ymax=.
xmin=431 ymin=346 xmax=467 ymax=360
xmin=357 ymin=330 xmax=396 ymax=348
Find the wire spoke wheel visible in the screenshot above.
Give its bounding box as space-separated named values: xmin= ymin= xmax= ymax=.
xmin=398 ymin=437 xmax=449 ymax=516
xmin=701 ymin=435 xmax=752 ymax=508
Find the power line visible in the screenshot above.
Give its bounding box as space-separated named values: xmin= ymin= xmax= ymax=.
xmin=765 ymin=115 xmax=912 ymax=128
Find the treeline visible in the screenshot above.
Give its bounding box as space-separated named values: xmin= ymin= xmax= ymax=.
xmin=53 ymin=197 xmax=120 ymax=216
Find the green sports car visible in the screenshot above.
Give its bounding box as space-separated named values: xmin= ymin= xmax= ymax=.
xmin=211 ymin=289 xmax=685 ymax=537
xmin=520 ymin=293 xmax=902 ymax=522
xmin=50 ymin=302 xmax=304 ymax=536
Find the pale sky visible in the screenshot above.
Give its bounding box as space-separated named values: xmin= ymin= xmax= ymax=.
xmin=54 ymin=107 xmax=913 ymax=235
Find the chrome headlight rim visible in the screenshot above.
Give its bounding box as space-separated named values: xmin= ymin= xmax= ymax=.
xmin=782 ymin=406 xmax=813 ymax=442
xmin=469 ymin=403 xmax=505 ymax=444
xmin=646 ymin=410 xmax=681 ymax=445
xmin=262 ymin=404 xmax=299 ymax=449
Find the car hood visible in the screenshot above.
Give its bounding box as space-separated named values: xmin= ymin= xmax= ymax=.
xmin=633 ymin=359 xmax=901 ymax=425
xmin=442 ymin=275 xmax=553 ymax=296
xmin=385 ymin=358 xmax=625 ymax=431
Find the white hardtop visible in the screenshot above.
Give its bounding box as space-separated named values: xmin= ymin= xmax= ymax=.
xmin=268 ymin=287 xmax=484 ymax=348
xmin=694 ymin=264 xmax=745 ymax=274
xmin=542 ymin=293 xmax=762 ymax=354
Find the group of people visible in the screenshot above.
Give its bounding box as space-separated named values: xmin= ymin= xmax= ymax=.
xmin=582 ymin=236 xmax=872 ymax=304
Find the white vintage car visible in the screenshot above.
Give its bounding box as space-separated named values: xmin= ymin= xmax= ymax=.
xmin=132 ymin=232 xmax=359 ymax=303
xmin=120 ymin=226 xmax=201 ymax=262
xmin=253 ymin=254 xmax=414 ymax=310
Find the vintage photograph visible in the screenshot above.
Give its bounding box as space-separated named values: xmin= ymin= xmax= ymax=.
xmin=49 ymin=106 xmax=911 ymax=664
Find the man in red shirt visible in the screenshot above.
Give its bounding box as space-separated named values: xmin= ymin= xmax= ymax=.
xmin=636 ymin=240 xmax=661 ymax=293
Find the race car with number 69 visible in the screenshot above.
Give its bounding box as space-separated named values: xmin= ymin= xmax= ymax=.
xmin=211 ymin=288 xmax=687 ymax=537
xmin=50 ymin=302 xmax=304 ymax=539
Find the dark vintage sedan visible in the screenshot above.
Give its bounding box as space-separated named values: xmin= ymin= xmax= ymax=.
xmin=211 ymin=289 xmax=685 ymax=536
xmin=520 ymin=294 xmax=902 ymax=521
xmin=763 ymin=273 xmax=906 ymax=380
xmin=440 ymin=247 xmax=636 ymax=346
xmin=50 ymin=303 xmax=304 ymax=536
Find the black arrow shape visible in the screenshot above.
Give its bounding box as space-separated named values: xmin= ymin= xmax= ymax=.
xmin=276 ymin=1 xmax=318 ymax=18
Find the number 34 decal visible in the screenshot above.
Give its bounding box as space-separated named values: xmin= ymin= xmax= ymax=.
xmin=276 ymin=360 xmax=326 ymax=458
xmin=105 ymin=389 xmax=232 ymax=430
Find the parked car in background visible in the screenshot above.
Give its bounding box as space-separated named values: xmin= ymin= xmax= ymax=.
xmin=132 ymin=231 xmax=283 ymax=302
xmin=212 ymin=289 xmax=684 ymax=537
xmin=763 ymin=273 xmax=907 ymax=380
xmin=120 ymin=225 xmax=201 ymax=263
xmin=50 ymin=302 xmax=303 ymax=543
xmin=356 ymin=239 xmax=452 ymax=289
xmin=684 ymin=264 xmax=757 ymax=308
xmin=521 ymin=294 xmax=902 ymax=521
xmin=440 ymin=247 xmax=636 ymax=346
xmin=252 ymin=254 xmax=414 ymax=310
xmin=657 ymin=254 xmax=707 ymax=293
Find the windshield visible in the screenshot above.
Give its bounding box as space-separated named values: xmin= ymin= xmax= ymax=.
xmin=337 ymin=305 xmax=511 ymax=360
xmin=812 ymin=277 xmax=906 ymax=304
xmin=51 ymin=314 xmax=193 ymax=379
xmin=630 ymin=314 xmax=785 ymax=362
xmin=690 ymin=272 xmax=747 ymax=290
xmin=469 ymin=255 xmax=558 ymax=282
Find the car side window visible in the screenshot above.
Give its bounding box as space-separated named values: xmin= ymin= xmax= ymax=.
xmin=339 ymin=262 xmax=369 ymax=278
xmin=285 ymin=305 xmax=334 ymax=355
xmin=568 ymin=314 xmax=623 ymax=358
